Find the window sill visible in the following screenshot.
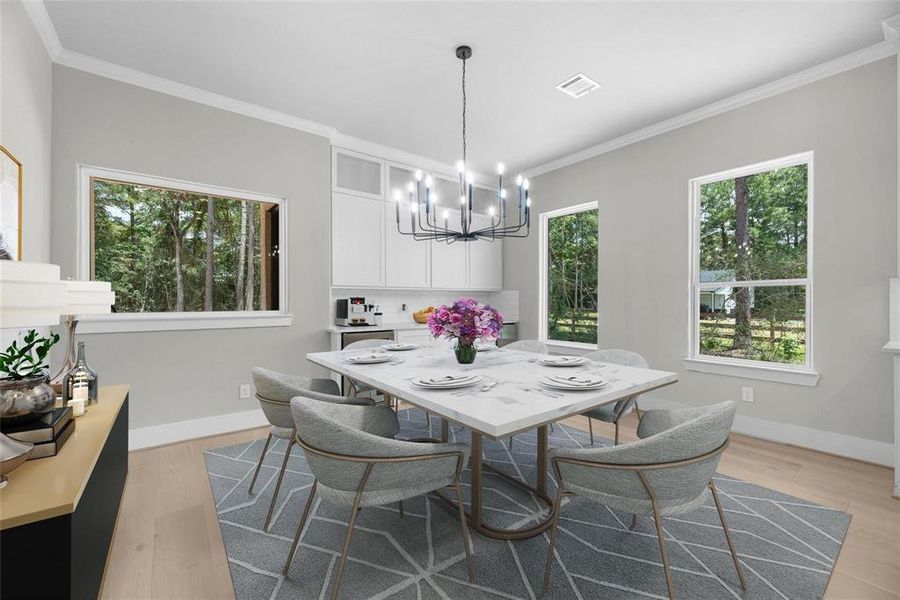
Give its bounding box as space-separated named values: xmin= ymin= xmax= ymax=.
xmin=683 ymin=356 xmax=819 ymax=387
xmin=545 ymin=339 xmax=598 ymax=355
xmin=76 ymin=312 xmax=294 ymax=334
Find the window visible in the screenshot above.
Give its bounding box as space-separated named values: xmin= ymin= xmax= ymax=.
xmin=688 ymin=153 xmax=813 ymax=379
xmin=539 ymin=202 xmax=598 ymax=347
xmin=79 ymin=166 xmax=289 ymax=331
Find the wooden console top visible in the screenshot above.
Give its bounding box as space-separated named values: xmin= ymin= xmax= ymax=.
xmin=0 ymin=385 xmax=129 ymax=530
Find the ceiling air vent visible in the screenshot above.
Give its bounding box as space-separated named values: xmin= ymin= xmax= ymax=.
xmin=556 ymin=73 xmax=600 ymax=98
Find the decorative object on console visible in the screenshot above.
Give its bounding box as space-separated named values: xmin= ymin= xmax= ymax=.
xmin=51 ymin=279 xmax=115 ymax=385
xmin=3 ymin=406 xmax=75 ymax=460
xmin=0 ymin=145 xmax=22 ymax=261
xmin=0 ymin=434 xmax=32 ymax=489
xmin=394 ymin=46 xmax=531 ymax=243
xmin=0 ymin=330 xmax=60 ymax=424
xmin=427 ymin=297 xmax=503 ymax=364
xmin=63 ymin=342 xmax=98 ymax=404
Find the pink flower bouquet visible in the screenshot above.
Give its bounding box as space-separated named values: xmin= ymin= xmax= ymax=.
xmin=427 ymin=297 xmax=503 ymax=363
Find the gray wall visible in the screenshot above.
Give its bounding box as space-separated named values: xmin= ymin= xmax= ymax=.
xmin=51 ymin=66 xmax=332 ymax=429
xmin=2 ymin=0 xmax=52 ymax=263
xmin=505 ymin=57 xmax=897 ymax=444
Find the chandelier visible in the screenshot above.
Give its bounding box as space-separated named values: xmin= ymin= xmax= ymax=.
xmin=394 ymin=45 xmax=531 ymax=243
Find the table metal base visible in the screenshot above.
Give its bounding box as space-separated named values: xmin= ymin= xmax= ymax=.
xmin=438 ymin=424 xmax=556 ymax=540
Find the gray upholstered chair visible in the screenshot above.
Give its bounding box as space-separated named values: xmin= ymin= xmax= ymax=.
xmin=581 ymin=348 xmax=649 ymax=445
xmin=503 ymin=339 xmax=550 ymax=354
xmin=542 ymin=401 xmax=745 ymax=599
xmin=341 ymin=338 xmax=388 ymax=397
xmin=249 ymin=367 xmax=379 ymax=531
xmin=283 ymin=397 xmax=474 ymax=598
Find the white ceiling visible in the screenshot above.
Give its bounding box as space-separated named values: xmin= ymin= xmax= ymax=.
xmin=44 ymin=1 xmax=899 ymax=173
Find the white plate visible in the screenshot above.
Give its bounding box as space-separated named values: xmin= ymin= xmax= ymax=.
xmin=411 ymin=375 xmax=483 ymax=389
xmin=475 ymin=344 xmax=496 ymax=352
xmin=345 ymin=353 xmax=393 ymax=364
xmin=383 ymin=343 xmax=419 ymax=351
xmin=537 ymin=356 xmax=590 ymax=367
xmin=539 ymin=375 xmax=608 ymax=390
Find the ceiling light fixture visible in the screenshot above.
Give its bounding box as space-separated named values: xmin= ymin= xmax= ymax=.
xmin=394 ymin=45 xmax=530 ymax=243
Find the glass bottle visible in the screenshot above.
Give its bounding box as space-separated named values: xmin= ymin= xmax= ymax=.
xmin=63 ymin=342 xmax=98 ymax=404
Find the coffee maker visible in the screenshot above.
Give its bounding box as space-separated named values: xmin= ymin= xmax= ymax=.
xmin=334 ymin=297 xmax=376 ymax=326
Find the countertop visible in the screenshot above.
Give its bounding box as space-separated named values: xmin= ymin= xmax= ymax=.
xmin=0 ymin=384 xmax=129 ymax=530
xmin=327 ymin=320 xmax=517 ymax=333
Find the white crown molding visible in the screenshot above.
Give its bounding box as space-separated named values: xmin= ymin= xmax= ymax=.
xmin=883 ymin=13 xmax=900 ymax=49
xmin=21 ymin=0 xmax=62 ymax=60
xmin=526 ymin=40 xmax=898 ymax=178
xmin=54 ymin=48 xmax=337 ymax=139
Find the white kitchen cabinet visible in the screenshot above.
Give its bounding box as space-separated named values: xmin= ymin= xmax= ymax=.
xmin=332 ymin=192 xmax=385 ymax=287
xmin=431 ymin=220 xmax=469 ymax=288
xmin=468 ymin=211 xmax=504 ymax=290
xmin=333 ymin=148 xmax=383 ymax=199
xmin=384 ymin=166 xmax=431 ymax=288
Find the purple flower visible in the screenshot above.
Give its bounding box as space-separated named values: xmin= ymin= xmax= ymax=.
xmin=426 ymin=297 xmax=504 ymax=343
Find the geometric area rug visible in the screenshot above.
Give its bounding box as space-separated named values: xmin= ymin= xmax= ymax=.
xmin=204 ymin=408 xmax=850 ymax=599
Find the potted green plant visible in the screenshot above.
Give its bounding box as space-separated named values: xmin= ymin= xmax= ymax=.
xmin=0 ymin=330 xmax=60 ymax=423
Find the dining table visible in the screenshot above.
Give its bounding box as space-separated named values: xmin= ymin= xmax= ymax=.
xmin=306 ymin=345 xmax=678 ymax=540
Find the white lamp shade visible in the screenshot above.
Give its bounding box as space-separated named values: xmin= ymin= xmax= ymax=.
xmin=0 ymin=261 xmax=67 ymax=329
xmin=62 ymin=280 xmax=115 ymax=316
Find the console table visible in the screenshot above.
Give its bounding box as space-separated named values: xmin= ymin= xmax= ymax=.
xmin=1 ymin=385 xmax=129 ymax=599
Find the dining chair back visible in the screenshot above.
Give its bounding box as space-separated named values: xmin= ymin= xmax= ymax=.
xmin=543 ymin=401 xmax=744 ymax=599
xmin=284 ymin=397 xmax=474 ymax=597
xmin=582 ymin=348 xmax=649 ymax=444
xmin=503 ymin=339 xmax=549 ymax=354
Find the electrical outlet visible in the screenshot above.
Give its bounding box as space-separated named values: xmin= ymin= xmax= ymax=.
xmin=239 ymin=384 xmax=252 ymax=399
xmin=741 ymin=386 xmax=754 ymax=403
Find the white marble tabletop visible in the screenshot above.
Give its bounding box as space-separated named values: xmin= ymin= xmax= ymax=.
xmin=306 ymin=346 xmax=678 ymax=439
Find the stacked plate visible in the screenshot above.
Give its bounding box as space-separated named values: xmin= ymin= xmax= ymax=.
xmin=344 ymin=352 xmax=393 ymax=364
xmin=539 ymin=374 xmax=608 ymax=391
xmin=536 ymin=355 xmax=590 ymax=367
xmin=383 ymin=342 xmax=419 ymax=351
xmin=411 ymin=374 xmax=483 ymax=389
xmin=475 ymin=342 xmax=497 ymax=352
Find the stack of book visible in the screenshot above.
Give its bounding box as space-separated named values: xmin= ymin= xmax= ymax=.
xmin=2 ymin=406 xmax=75 ymax=459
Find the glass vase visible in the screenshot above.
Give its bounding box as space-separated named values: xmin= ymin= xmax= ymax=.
xmin=455 ymin=341 xmax=477 ymax=364
xmin=63 ymin=342 xmax=98 ymax=404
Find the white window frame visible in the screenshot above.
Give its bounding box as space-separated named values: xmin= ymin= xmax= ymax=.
xmin=76 ymin=165 xmax=292 ymax=333
xmin=685 ymin=152 xmax=819 ymax=386
xmin=538 ymin=201 xmax=599 ymax=351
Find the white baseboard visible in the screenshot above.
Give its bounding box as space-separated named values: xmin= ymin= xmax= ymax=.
xmin=129 ymin=408 xmax=268 ymax=451
xmin=640 ymin=396 xmax=895 ymax=467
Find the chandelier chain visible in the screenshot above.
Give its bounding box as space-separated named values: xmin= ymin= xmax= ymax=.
xmin=461 ymin=55 xmax=467 ymax=164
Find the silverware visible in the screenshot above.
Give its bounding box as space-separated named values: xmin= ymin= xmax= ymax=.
xmin=451 ymin=381 xmax=498 ymax=396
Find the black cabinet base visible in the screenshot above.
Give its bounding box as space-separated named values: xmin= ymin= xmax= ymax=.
xmin=1 ymin=396 xmax=128 ymax=600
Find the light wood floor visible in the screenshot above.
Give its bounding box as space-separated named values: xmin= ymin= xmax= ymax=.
xmin=100 ymin=413 xmax=900 ymax=599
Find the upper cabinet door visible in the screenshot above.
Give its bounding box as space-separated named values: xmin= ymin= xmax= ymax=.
xmin=430 ymin=177 xmax=469 ymax=289
xmin=469 ymin=208 xmax=504 ymax=290
xmin=385 ymin=166 xmax=430 ymax=288
xmin=332 ymin=192 xmax=385 ymax=287
xmin=333 ymin=148 xmax=383 ymax=199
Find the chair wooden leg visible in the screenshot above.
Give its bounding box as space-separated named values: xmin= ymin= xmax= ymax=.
xmin=633 ymin=399 xmax=642 ymax=420
xmin=542 ymin=488 xmax=565 ymax=593
xmin=587 ymin=417 xmax=594 ymax=445
xmin=454 ymin=481 xmax=475 ymax=582
xmin=282 ymin=480 xmax=318 ymax=575
xmin=331 ymin=465 xmax=372 ymax=600
xmin=248 ymin=432 xmax=272 ymax=494
xmin=264 ymin=438 xmax=294 ymax=531
xmin=614 ymin=420 xmax=621 ymax=445
xmin=710 ymin=481 xmax=747 ymax=590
